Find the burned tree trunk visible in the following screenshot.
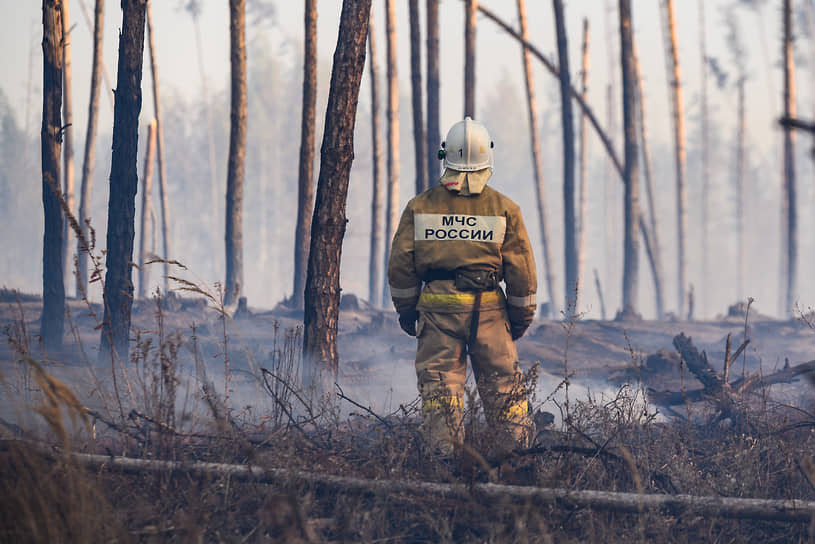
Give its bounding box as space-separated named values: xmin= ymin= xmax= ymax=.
xmin=464 ymin=0 xmax=477 ymax=118
xmin=516 ymin=0 xmax=556 ymax=315
xmin=408 ymin=0 xmax=427 ymax=194
xmin=146 ymin=1 xmax=171 ymax=294
xmin=61 ymin=0 xmax=75 ymax=294
xmin=736 ymin=78 xmax=745 ymax=301
xmin=660 ymin=0 xmax=687 ymax=317
xmin=367 ymin=12 xmax=384 ymax=308
xmin=577 ymin=18 xmax=589 ymax=313
xmin=224 ymin=0 xmax=247 ymax=307
xmin=303 ymin=0 xmax=371 ymax=381
xmin=553 ymin=0 xmax=577 ymax=313
xmin=77 ymin=0 xmax=104 ymax=296
xmin=41 ymin=0 xmax=65 ymax=352
xmin=138 ymin=120 xmax=156 ymax=299
xmin=425 ymin=0 xmax=440 ymax=184
xmin=619 ymin=0 xmax=640 ymax=314
xmin=782 ymin=0 xmax=797 ymax=317
xmin=381 ymin=0 xmax=400 ymax=304
xmin=292 ymin=0 xmax=317 ymax=311
xmin=100 ymin=0 xmax=147 ymax=360
xmin=698 ymin=0 xmax=709 ymax=317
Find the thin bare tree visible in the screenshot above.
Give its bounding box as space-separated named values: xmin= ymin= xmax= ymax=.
xmin=698 ymin=0 xmax=709 ymax=317
xmin=77 ymin=0 xmax=104 ymax=295
xmin=577 ymin=18 xmax=590 ymax=313
xmin=139 ymin=120 xmax=156 ymax=299
xmin=78 ymin=0 xmax=114 ymax=110
xmin=224 ymin=0 xmax=247 ymax=307
xmin=41 ymin=0 xmax=65 ymax=352
xmin=553 ymin=0 xmax=576 ymax=312
xmin=660 ymin=0 xmax=687 ymax=316
xmin=516 ymin=0 xmax=556 ymax=315
xmin=604 ymin=0 xmax=618 ymax=312
xmin=408 ymin=0 xmax=427 ymax=193
xmin=292 ymin=0 xmax=317 ymax=310
xmin=426 ymin=0 xmax=440 ymax=184
xmin=303 ymin=0 xmax=372 ymax=382
xmin=464 ymin=0 xmax=477 ymax=117
xmin=782 ymin=0 xmax=797 ymax=317
xmin=382 ymin=0 xmax=400 ymax=304
xmin=61 ymin=0 xmax=75 ymax=294
xmin=100 ymin=0 xmax=148 ymax=359
xmin=619 ymin=0 xmax=640 ymax=315
xmin=367 ymin=11 xmax=384 ymax=308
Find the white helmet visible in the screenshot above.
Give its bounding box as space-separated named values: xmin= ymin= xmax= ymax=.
xmin=440 ymin=117 xmax=494 ymax=172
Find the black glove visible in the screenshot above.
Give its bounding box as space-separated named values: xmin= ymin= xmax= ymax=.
xmin=510 ymin=323 xmax=529 ymax=341
xmin=398 ymin=309 xmax=419 ymax=336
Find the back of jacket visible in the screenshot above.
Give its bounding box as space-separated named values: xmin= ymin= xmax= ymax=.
xmin=387 ymin=185 xmax=537 ymax=324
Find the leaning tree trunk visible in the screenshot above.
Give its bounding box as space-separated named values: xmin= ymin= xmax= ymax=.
xmin=224 ymin=0 xmax=247 ymax=307
xmin=138 ymin=120 xmax=156 ymax=299
xmin=577 ymin=18 xmax=590 ymax=313
xmin=367 ymin=12 xmax=384 ymax=308
xmin=426 ymin=0 xmax=440 ymax=184
xmin=100 ymin=0 xmax=147 ymax=360
xmin=41 ymin=0 xmax=65 ymax=353
xmin=698 ymin=0 xmax=709 ymax=318
xmin=633 ymin=39 xmax=665 ymax=319
xmin=553 ymin=0 xmax=577 ymax=313
xmin=61 ymin=0 xmax=76 ymax=294
xmin=408 ymin=0 xmax=427 ymax=194
xmin=146 ymin=1 xmax=171 ymax=294
xmin=782 ymin=0 xmax=797 ymax=317
xmin=77 ymin=0 xmax=104 ymax=296
xmin=381 ymin=0 xmax=400 ymax=304
xmin=660 ymin=0 xmax=687 ymax=317
xmin=516 ymin=0 xmax=556 ymax=315
xmin=292 ymin=0 xmax=317 ymax=310
xmin=619 ymin=0 xmax=640 ymax=315
xmin=464 ymin=0 xmax=477 ymax=117
xmin=303 ymin=0 xmax=372 ymax=383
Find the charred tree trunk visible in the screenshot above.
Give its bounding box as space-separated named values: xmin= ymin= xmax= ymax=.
xmin=619 ymin=0 xmax=640 ymax=314
xmin=303 ymin=0 xmax=371 ymax=383
xmin=633 ymin=39 xmax=665 ymax=319
xmin=138 ymin=120 xmax=156 ymax=299
xmin=408 ymin=0 xmax=427 ymax=194
xmin=61 ymin=0 xmax=75 ymax=294
xmin=698 ymin=0 xmax=709 ymax=318
xmin=224 ymin=0 xmax=247 ymax=307
xmin=41 ymin=0 xmax=65 ymax=352
xmin=660 ymin=0 xmax=687 ymax=317
xmin=736 ymin=79 xmax=745 ymax=302
xmin=604 ymin=0 xmax=618 ymax=314
xmin=367 ymin=12 xmax=384 ymax=308
xmin=425 ymin=0 xmax=440 ymax=184
xmin=146 ymin=1 xmax=171 ymax=294
xmin=516 ymin=0 xmax=556 ymax=315
xmin=553 ymin=0 xmax=577 ymax=313
xmin=100 ymin=0 xmax=147 ymax=360
xmin=77 ymin=0 xmax=104 ymax=296
xmin=293 ymin=0 xmax=317 ymax=311
xmin=782 ymin=0 xmax=797 ymax=317
xmin=464 ymin=0 xmax=477 ymax=118
xmin=577 ymin=18 xmax=589 ymax=313
xmin=382 ymin=0 xmax=400 ymax=304
xmin=78 ymin=0 xmax=114 ymax=110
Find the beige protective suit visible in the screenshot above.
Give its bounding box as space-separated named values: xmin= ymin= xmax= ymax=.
xmin=387 ymin=173 xmax=537 ymax=454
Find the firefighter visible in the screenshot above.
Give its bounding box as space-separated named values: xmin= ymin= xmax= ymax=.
xmin=387 ymin=117 xmax=537 ymax=456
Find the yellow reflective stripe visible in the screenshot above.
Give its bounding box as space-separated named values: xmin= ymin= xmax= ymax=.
xmin=418 ymin=290 xmax=501 ymax=306
xmin=505 ymin=400 xmax=529 ymax=420
xmin=422 ymin=396 xmax=463 ymax=412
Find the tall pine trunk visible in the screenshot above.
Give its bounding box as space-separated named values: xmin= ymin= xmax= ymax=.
xmin=303 ymin=0 xmax=372 ymax=382
xmin=698 ymin=0 xmax=709 ymax=317
xmin=619 ymin=0 xmax=640 ymax=315
xmin=293 ymin=0 xmax=317 ymax=310
xmin=367 ymin=11 xmax=384 ymax=308
xmin=517 ymin=0 xmax=556 ymax=315
xmin=782 ymin=0 xmax=797 ymax=317
xmin=77 ymin=0 xmax=104 ymax=296
xmin=224 ymin=0 xmax=247 ymax=307
xmin=604 ymin=0 xmax=618 ymax=314
xmin=464 ymin=0 xmax=477 ymax=117
xmin=41 ymin=0 xmax=65 ymax=352
xmin=100 ymin=0 xmax=147 ymax=360
xmin=77 ymin=0 xmax=114 ymax=111
xmin=577 ymin=18 xmax=589 ymax=313
xmin=408 ymin=0 xmax=427 ymax=194
xmin=146 ymin=1 xmax=171 ymax=294
xmin=139 ymin=120 xmax=156 ymax=299
xmin=425 ymin=0 xmax=440 ymax=184
xmin=660 ymin=0 xmax=687 ymax=316
xmin=61 ymin=0 xmax=75 ymax=294
xmin=382 ymin=0 xmax=400 ymax=303
xmin=735 ymin=79 xmax=745 ymax=301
